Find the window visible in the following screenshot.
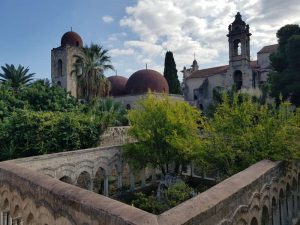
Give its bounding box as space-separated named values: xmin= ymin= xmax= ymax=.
xmin=57 ymin=59 xmax=63 ymax=76
xmin=233 ymin=39 xmax=241 ymax=56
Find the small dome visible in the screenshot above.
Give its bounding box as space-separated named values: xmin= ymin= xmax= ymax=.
xmin=107 ymin=76 xmax=128 ymax=96
xmin=61 ymin=31 xmax=83 ymax=47
xmin=126 ymin=69 xmax=169 ymax=94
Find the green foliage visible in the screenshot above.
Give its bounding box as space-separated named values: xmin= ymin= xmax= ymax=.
xmin=268 ymin=24 xmax=300 ymax=106
xmin=200 ymin=93 xmax=300 ymax=176
xmin=132 ymin=181 xmax=193 ymax=214
xmin=0 ymin=64 xmax=35 ymax=91
xmin=80 ymin=97 xmax=128 ymax=127
xmin=19 ymin=79 xmax=78 ymax=111
xmin=123 ymin=93 xmax=204 ymax=175
xmin=163 ymin=51 xmax=181 ymax=94
xmin=73 ymin=43 xmax=114 ymax=101
xmin=0 ymin=110 xmax=103 ymax=160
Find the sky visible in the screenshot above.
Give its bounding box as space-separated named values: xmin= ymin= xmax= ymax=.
xmin=0 ymin=0 xmax=300 ymax=81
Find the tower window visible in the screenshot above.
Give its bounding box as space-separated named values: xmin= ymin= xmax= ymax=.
xmin=76 ymin=41 xmax=79 ymax=46
xmin=57 ymin=59 xmax=63 ymax=76
xmin=57 ymin=81 xmax=61 ymax=86
xmin=233 ymin=70 xmax=243 ymax=90
xmin=233 ymin=39 xmax=241 ymax=56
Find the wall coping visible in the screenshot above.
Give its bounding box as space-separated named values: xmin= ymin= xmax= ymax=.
xmin=0 ymin=159 xmax=279 ymax=225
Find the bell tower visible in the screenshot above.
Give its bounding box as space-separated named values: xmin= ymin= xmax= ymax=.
xmin=226 ymin=12 xmax=253 ymax=90
xmin=51 ymin=30 xmax=83 ymax=97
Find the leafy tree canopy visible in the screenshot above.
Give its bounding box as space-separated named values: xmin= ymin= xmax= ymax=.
xmin=123 ymin=93 xmax=205 ymax=175
xmin=200 ymin=93 xmax=300 ymax=176
xmin=268 ymin=24 xmax=300 ymax=106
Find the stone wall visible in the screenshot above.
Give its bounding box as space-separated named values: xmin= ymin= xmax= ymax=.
xmin=100 ymin=126 xmax=134 ymax=147
xmin=0 ymin=156 xmax=299 ymax=225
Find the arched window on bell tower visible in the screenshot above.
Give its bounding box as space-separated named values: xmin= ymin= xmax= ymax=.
xmin=57 ymin=59 xmax=63 ymax=76
xmin=233 ymin=39 xmax=242 ymax=56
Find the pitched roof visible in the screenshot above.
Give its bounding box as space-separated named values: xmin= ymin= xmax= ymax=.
xmin=257 ymin=44 xmax=278 ymax=54
xmin=187 ymin=60 xmax=258 ymax=79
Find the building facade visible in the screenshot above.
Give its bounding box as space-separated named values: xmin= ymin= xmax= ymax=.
xmin=183 ymin=12 xmax=278 ymax=109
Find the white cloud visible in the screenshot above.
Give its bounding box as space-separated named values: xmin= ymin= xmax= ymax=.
xmin=117 ymin=0 xmax=300 ymax=79
xmin=110 ymin=48 xmax=135 ymax=57
xmin=102 ymin=15 xmax=114 ymax=23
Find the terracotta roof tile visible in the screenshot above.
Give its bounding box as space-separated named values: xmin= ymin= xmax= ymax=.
xmin=257 ymin=44 xmax=278 ymax=54
xmin=187 ymin=61 xmax=258 ymax=79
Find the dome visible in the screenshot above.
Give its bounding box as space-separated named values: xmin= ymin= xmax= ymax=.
xmin=126 ymin=69 xmax=169 ymax=94
xmin=61 ymin=31 xmax=83 ymax=47
xmin=107 ymin=75 xmax=128 ymax=96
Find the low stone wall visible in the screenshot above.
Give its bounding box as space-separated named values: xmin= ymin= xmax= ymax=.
xmin=0 ymin=158 xmax=299 ymax=225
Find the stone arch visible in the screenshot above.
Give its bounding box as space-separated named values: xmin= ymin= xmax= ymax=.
xmin=76 ymin=171 xmax=92 ymax=190
xmin=250 ymin=217 xmax=258 ymax=225
xmin=26 ymin=213 xmax=35 ymax=225
xmin=37 ymin=206 xmax=55 ymax=225
xmin=93 ymin=167 xmax=106 ymax=194
xmin=57 ymin=59 xmax=63 ymax=77
xmin=261 ymin=205 xmax=269 ymax=225
xmin=108 ymin=164 xmax=119 ymax=196
xmin=233 ymin=70 xmax=243 ymax=90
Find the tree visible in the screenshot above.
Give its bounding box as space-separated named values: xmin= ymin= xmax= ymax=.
xmin=72 ymin=43 xmax=114 ymax=101
xmin=268 ymin=24 xmax=300 ymax=106
xmin=163 ymin=51 xmax=181 ymax=94
xmin=123 ymin=93 xmax=204 ymax=176
xmin=200 ymin=93 xmax=300 ymax=176
xmin=0 ymin=64 xmax=35 ymax=91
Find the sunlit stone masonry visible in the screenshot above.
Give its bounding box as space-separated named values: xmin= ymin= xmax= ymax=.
xmin=0 ymin=127 xmax=299 ymax=225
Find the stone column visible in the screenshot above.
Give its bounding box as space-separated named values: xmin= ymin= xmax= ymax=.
xmin=272 ymin=205 xmax=279 ymax=225
xmin=0 ymin=211 xmax=3 ymax=225
xmin=90 ymin=179 xmax=94 ymax=192
xmin=3 ymin=212 xmax=8 ymax=225
xmin=8 ymin=216 xmax=12 ymax=225
xmin=130 ymin=171 xmax=135 ymax=192
xmin=117 ymin=173 xmax=123 ymax=190
xmin=104 ymin=176 xmax=109 ymax=197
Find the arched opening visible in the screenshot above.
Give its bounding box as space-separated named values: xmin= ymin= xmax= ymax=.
xmin=233 ymin=70 xmax=243 ymax=91
xmin=126 ymin=104 xmax=131 ymax=110
xmin=261 ymin=205 xmax=269 ymax=225
xmin=59 ymin=176 xmax=72 ymax=184
xmin=76 ymin=41 xmax=79 ymax=47
xmin=250 ymin=217 xmax=258 ymax=225
xmin=3 ymin=199 xmax=10 ymax=225
xmin=57 ymin=81 xmax=61 ymax=86
xmin=76 ymin=171 xmax=92 ymax=190
xmin=26 ymin=213 xmax=34 ymax=225
xmin=233 ymin=39 xmax=242 ymax=56
xmin=94 ymin=167 xmax=106 ymax=194
xmin=57 ymin=59 xmax=63 ymax=77
xmin=237 ymin=219 xmax=247 ymax=225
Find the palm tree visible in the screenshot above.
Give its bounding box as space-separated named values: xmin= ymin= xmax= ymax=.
xmin=72 ymin=43 xmax=114 ymax=101
xmin=0 ymin=64 xmax=35 ymax=91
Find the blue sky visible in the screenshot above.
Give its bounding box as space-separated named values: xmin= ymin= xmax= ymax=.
xmin=1 ymin=0 xmax=300 ymax=81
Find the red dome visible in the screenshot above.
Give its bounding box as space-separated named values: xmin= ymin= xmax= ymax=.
xmin=61 ymin=31 xmax=83 ymax=47
xmin=107 ymin=76 xmax=128 ymax=96
xmin=126 ymin=69 xmax=169 ymax=94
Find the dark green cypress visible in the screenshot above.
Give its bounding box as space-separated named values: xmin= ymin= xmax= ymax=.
xmin=163 ymin=51 xmax=181 ymax=94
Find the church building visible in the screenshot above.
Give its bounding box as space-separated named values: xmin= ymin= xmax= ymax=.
xmin=182 ymin=12 xmax=278 ymax=109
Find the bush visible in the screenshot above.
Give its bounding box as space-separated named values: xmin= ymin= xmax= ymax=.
xmin=0 ymin=110 xmax=103 ymax=160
